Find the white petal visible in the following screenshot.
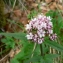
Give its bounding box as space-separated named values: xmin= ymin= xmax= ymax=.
xmin=25 ymin=24 xmax=31 ymax=30
xmin=47 ymin=16 xmax=52 ymax=21
xmin=49 ymin=30 xmax=53 ymax=34
xmin=26 ymin=34 xmax=31 ymax=39
xmin=38 ymin=38 xmax=43 ymax=44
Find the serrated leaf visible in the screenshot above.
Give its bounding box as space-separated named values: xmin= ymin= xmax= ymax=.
xmin=24 ymin=55 xmax=41 ymax=63
xmin=45 ymin=54 xmax=59 ymax=59
xmin=1 ymin=36 xmax=15 ymax=49
xmin=44 ymin=39 xmax=63 ymax=52
xmin=0 ymin=32 xmax=28 ymax=42
xmin=10 ymin=58 xmax=19 ymax=63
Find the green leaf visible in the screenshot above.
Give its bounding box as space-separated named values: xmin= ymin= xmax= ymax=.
xmin=24 ymin=55 xmax=41 ymax=63
xmin=27 ymin=10 xmax=38 ymax=19
xmin=44 ymin=39 xmax=63 ymax=52
xmin=1 ymin=36 xmax=15 ymax=49
xmin=11 ymin=41 xmax=34 ymax=63
xmin=45 ymin=54 xmax=59 ymax=59
xmin=46 ymin=10 xmax=63 ymax=36
xmin=40 ymin=58 xmax=45 ymax=63
xmin=0 ymin=32 xmax=28 ymax=42
xmin=44 ymin=58 xmax=53 ymax=63
xmin=40 ymin=54 xmax=59 ymax=63
xmin=10 ymin=58 xmax=19 ymax=63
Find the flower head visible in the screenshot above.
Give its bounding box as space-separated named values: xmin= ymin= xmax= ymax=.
xmin=25 ymin=14 xmax=57 ymax=44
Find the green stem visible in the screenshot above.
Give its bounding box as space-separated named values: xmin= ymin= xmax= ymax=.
xmin=40 ymin=44 xmax=43 ymax=56
xmin=31 ymin=43 xmax=37 ymax=58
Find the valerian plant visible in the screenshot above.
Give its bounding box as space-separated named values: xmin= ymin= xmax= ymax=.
xmin=0 ymin=10 xmax=63 ymax=63
xmin=10 ymin=11 xmax=63 ymax=63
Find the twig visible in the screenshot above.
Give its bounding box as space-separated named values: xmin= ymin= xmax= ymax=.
xmin=0 ymin=53 xmax=9 ymax=62
xmin=12 ymin=0 xmax=17 ymax=10
xmin=18 ymin=0 xmax=28 ymax=15
xmin=9 ymin=0 xmax=11 ymax=7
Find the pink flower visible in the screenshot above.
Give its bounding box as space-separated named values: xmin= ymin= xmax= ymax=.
xmin=47 ymin=16 xmax=52 ymax=21
xmin=33 ymin=34 xmax=38 ymax=42
xmin=38 ymin=38 xmax=44 ymax=44
xmin=48 ymin=30 xmax=53 ymax=34
xmin=26 ymin=33 xmax=33 ymax=40
xmin=25 ymin=14 xmax=57 ymax=44
xmin=37 ymin=30 xmax=45 ymax=38
xmin=25 ymin=24 xmax=32 ymax=30
xmin=49 ymin=33 xmax=57 ymax=41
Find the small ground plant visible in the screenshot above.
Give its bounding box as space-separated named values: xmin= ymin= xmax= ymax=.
xmin=10 ymin=10 xmax=63 ymax=63
xmin=0 ymin=10 xmax=63 ymax=63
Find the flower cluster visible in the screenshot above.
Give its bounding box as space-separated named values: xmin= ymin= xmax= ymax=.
xmin=25 ymin=14 xmax=57 ymax=44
